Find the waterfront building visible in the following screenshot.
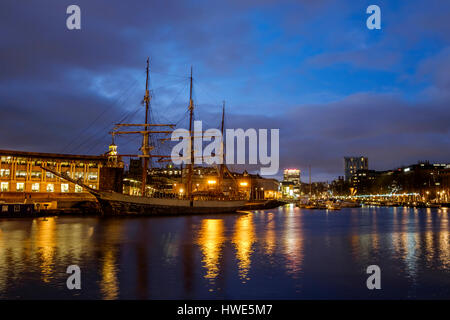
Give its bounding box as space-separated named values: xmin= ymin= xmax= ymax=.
xmin=348 ymin=161 xmax=449 ymax=202
xmin=329 ymin=176 xmax=350 ymax=196
xmin=344 ymin=156 xmax=368 ymax=181
xmin=237 ymin=171 xmax=280 ymax=200
xmin=0 ymin=149 xmax=112 ymax=207
xmin=350 ymin=169 xmax=381 ymax=194
xmin=123 ymin=164 xmax=280 ymax=200
xmin=280 ymin=181 xmax=299 ymax=199
xmin=184 ymin=168 xmax=280 ymax=200
xmin=283 ymin=169 xmax=300 ymax=185
xmin=280 ymin=168 xmax=301 ymax=199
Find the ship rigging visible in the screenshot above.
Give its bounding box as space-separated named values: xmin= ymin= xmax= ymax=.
xmin=42 ymin=58 xmax=247 ymax=215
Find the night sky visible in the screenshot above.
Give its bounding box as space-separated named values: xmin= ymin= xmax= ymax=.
xmin=1 ymin=0 xmax=449 ymax=181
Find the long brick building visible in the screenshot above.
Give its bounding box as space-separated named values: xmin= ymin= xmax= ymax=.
xmin=0 ymin=149 xmax=110 ymax=207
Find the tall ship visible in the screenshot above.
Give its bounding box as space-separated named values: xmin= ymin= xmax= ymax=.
xmin=43 ymin=59 xmax=247 ymax=215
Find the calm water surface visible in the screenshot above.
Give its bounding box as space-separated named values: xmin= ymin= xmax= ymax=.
xmin=0 ymin=205 xmax=449 ymax=299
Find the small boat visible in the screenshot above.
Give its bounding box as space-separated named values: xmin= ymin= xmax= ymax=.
xmin=339 ymin=200 xmax=361 ymax=208
xmin=326 ymin=202 xmax=341 ymax=210
xmin=301 ymin=200 xmax=327 ymax=210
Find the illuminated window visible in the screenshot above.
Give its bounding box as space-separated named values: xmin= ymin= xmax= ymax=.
xmin=16 ymin=183 xmax=24 ymax=192
xmin=1 ymin=156 xmax=12 ymax=164
xmin=75 ymin=185 xmax=83 ymax=193
xmin=31 ymin=171 xmax=41 ymax=178
xmin=46 ymin=172 xmax=54 ymax=179
xmin=46 ymin=184 xmax=54 ymax=192
xmin=88 ymin=173 xmax=98 ymax=181
xmin=75 ymin=172 xmax=84 ymax=179
xmin=16 ymin=171 xmax=27 ymax=178
xmin=0 ymin=169 xmax=10 ymax=177
xmin=32 ymin=183 xmax=40 ymax=192
xmin=61 ymin=184 xmax=69 ymax=193
xmin=1 ymin=182 xmax=9 ymax=192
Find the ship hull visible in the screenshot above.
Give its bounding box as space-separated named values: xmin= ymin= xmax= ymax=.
xmin=95 ymin=191 xmax=247 ymax=215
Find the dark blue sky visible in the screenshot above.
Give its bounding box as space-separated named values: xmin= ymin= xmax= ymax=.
xmin=1 ymin=0 xmax=449 ymax=181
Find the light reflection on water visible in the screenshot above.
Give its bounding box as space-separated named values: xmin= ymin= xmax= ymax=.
xmin=282 ymin=207 xmax=303 ymax=277
xmin=100 ymin=246 xmax=119 ymax=300
xmin=232 ymin=214 xmax=255 ymax=283
xmin=0 ymin=206 xmax=449 ymax=299
xmin=263 ymin=212 xmax=276 ymax=256
xmin=197 ymin=219 xmax=225 ymax=286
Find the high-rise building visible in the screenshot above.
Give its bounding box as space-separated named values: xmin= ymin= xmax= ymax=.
xmin=283 ymin=168 xmax=301 ymax=185
xmin=281 ymin=168 xmax=301 ymax=198
xmin=344 ymin=156 xmax=368 ymax=181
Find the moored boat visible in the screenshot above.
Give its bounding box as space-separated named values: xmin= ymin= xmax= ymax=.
xmin=42 ymin=59 xmax=250 ymax=216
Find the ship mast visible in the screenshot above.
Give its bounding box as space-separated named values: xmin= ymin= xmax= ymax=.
xmin=141 ymin=58 xmax=151 ymax=196
xmin=309 ymin=165 xmax=312 ymax=197
xmin=186 ymin=66 xmax=194 ymax=199
xmin=218 ymin=101 xmax=225 ymax=192
xmin=108 ymin=59 xmax=176 ymax=196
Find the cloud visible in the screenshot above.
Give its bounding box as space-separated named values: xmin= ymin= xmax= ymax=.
xmin=215 ymin=89 xmax=450 ymax=181
xmin=0 ymin=0 xmax=449 ymax=182
xmin=305 ymin=50 xmax=401 ymax=71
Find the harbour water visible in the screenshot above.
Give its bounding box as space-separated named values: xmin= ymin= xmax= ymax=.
xmin=0 ymin=205 xmax=449 ymax=299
